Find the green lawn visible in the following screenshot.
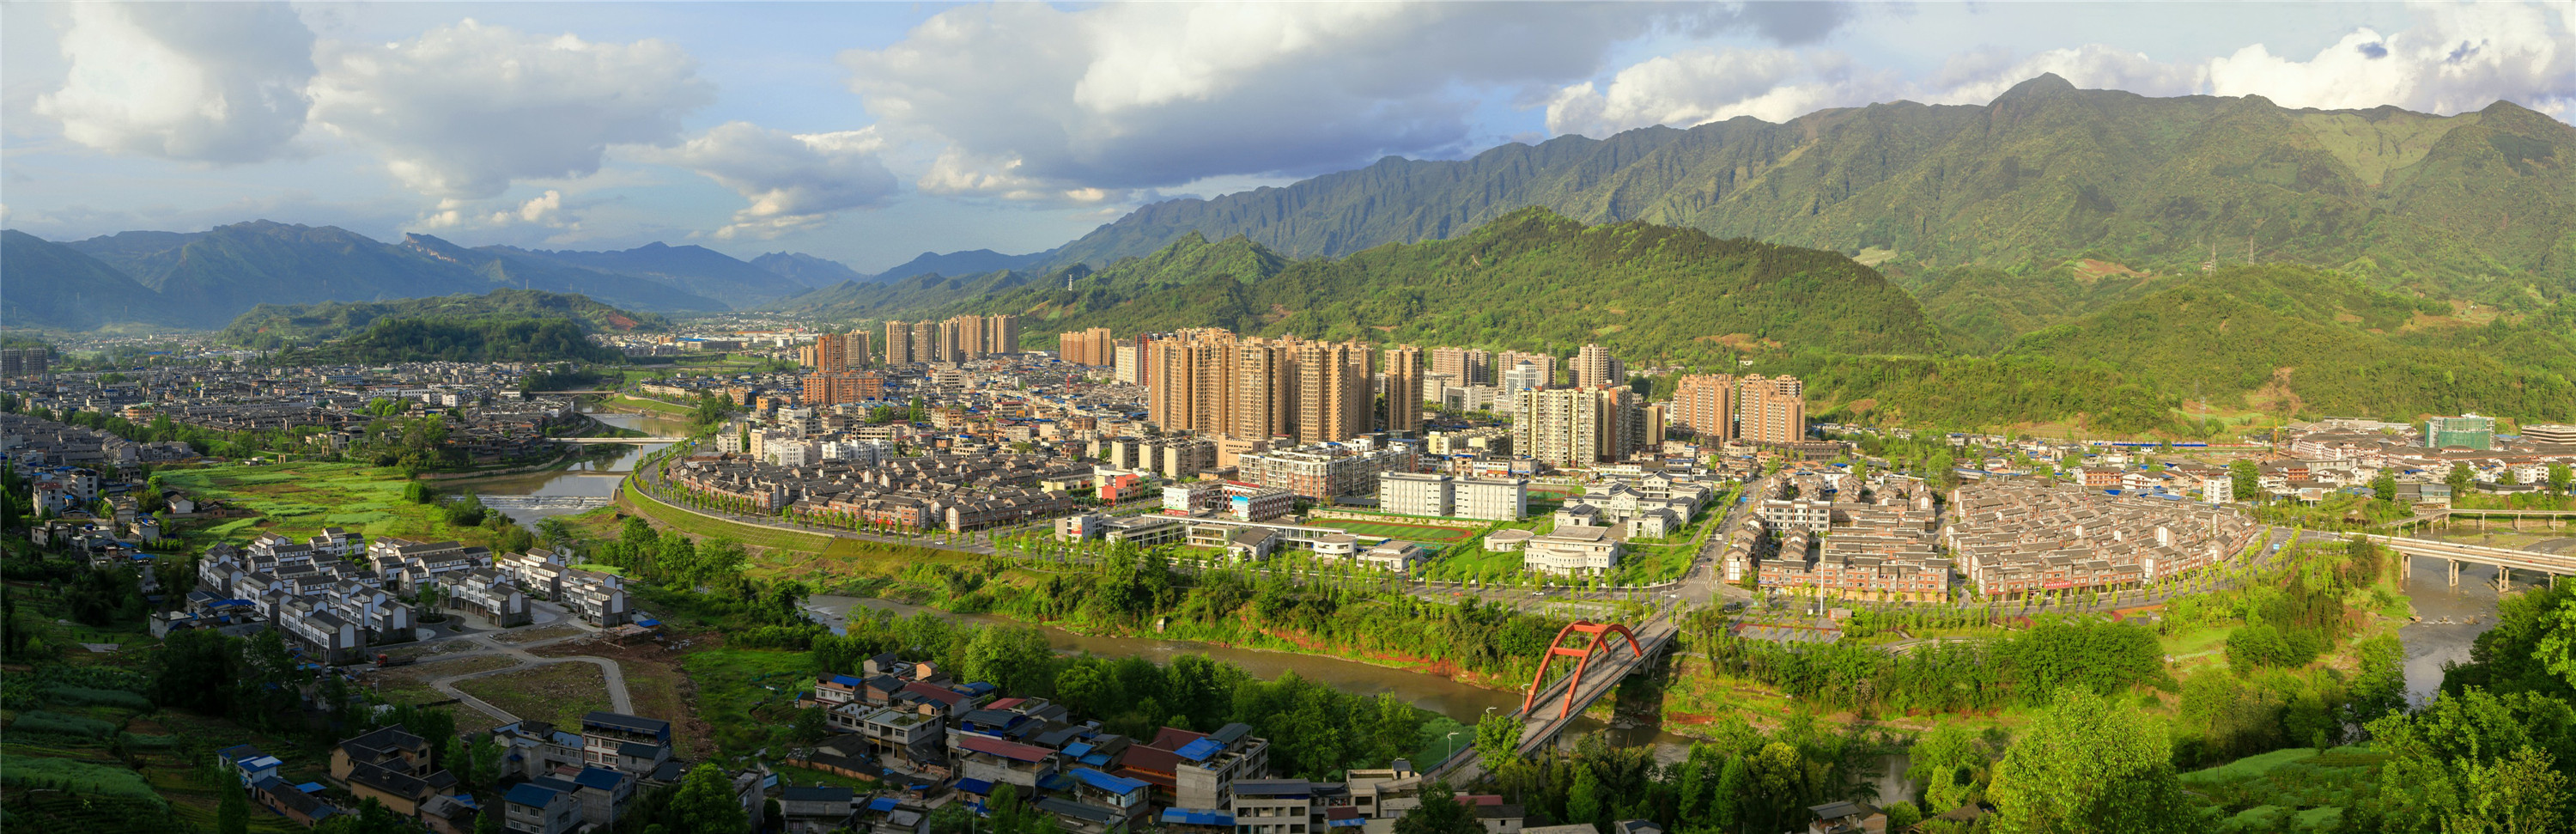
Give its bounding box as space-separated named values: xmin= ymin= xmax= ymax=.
xmin=1315 ymin=518 xmax=1481 ymax=543
xmin=160 ymin=460 xmax=507 ymax=547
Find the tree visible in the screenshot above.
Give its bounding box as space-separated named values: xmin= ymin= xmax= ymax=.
xmin=2229 ymin=460 xmax=2260 ymax=502
xmin=1987 ymin=688 xmax=2201 ymax=834
xmin=665 ymin=764 xmax=750 ymax=834
xmin=2365 ymin=689 xmax=2576 ymax=832
xmin=2372 ymin=471 xmax=2398 ymax=502
xmin=1474 ymin=712 xmax=1521 ymax=774
xmin=1565 ymin=767 xmax=1603 ymax=831
xmin=219 ymin=782 xmax=251 ymax=834
xmin=2448 ymin=463 xmax=2476 ymax=496
xmin=1908 ymin=722 xmax=2002 ymax=815
xmin=2550 ymin=463 xmax=2572 ymax=496
xmin=1393 ymin=782 xmax=1484 ymax=834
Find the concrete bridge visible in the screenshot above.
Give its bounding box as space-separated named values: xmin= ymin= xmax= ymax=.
xmin=445 ymin=494 xmax=614 ymax=512
xmin=553 ymin=435 xmax=689 ymax=444
xmin=2385 ymin=508 xmax=2576 ymax=533
xmin=1425 ymin=617 xmax=1678 ymax=783
xmin=2354 ymin=533 xmax=2576 ymax=591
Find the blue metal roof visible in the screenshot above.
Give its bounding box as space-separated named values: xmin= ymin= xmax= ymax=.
xmin=1161 ymin=810 xmax=1235 ymax=826
xmin=868 ymin=797 xmax=899 ymax=813
xmin=1061 ymin=741 xmax=1095 ymax=758
xmin=1079 ymin=753 xmax=1112 ymax=766
xmin=829 ymin=674 xmax=866 ymax=687
xmin=1067 ymin=768 xmax=1147 ymax=794
xmin=504 ymin=783 xmax=562 ymax=807
xmin=573 ymin=768 xmax=626 ymax=790
xmin=1174 ymin=738 xmax=1223 ymax=761
xmin=955 ymin=778 xmax=994 ymax=795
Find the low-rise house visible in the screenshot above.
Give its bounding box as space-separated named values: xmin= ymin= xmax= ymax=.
xmin=503 ymin=781 xmax=585 ymax=834
xmin=780 ymin=784 xmax=859 ymax=833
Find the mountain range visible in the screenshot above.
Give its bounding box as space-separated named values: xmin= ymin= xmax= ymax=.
xmin=1047 ymin=75 xmax=2573 ymax=307
xmin=220 ymin=289 xmax=668 ymax=351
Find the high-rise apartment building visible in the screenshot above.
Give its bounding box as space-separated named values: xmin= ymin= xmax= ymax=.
xmin=1499 ymin=351 xmax=1557 ymax=387
xmin=1431 ymin=347 xmax=1492 ymax=387
xmin=0 ymin=348 xmax=47 ymax=378
xmin=1148 ymin=329 xmax=1239 ymax=435
xmin=1233 ymin=338 xmax=1300 ymax=441
xmin=1383 ymin=345 xmax=1424 ymax=434
xmin=1738 ymin=374 xmax=1807 ymax=444
xmin=1060 ymin=327 xmax=1115 ymax=366
xmin=884 ymin=321 xmax=917 ymax=364
xmin=1572 ymin=344 xmax=1625 ymax=390
xmin=1502 ymin=362 xmax=1547 ymax=395
xmin=1113 ymin=345 xmax=1143 ymax=383
xmin=802 ymin=332 xmax=870 ymax=372
xmin=983 ymin=314 xmax=1020 ymax=355
xmin=911 ymin=321 xmax=939 ymax=364
xmin=1297 ymin=340 xmax=1372 ymax=444
xmin=801 ymin=371 xmax=884 ymax=405
xmin=1671 ymin=374 xmax=1736 ymax=441
xmin=1514 ymin=387 xmax=1642 ymax=467
xmin=940 ymin=316 xmax=983 ymax=361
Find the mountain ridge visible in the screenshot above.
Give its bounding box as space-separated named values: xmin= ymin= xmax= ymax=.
xmin=1042 ymin=75 xmax=2574 ymax=306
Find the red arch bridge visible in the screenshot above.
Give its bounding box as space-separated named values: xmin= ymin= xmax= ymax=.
xmin=1425 ymin=615 xmax=1680 ymax=782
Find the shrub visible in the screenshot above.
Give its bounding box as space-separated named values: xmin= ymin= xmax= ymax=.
xmin=8 ymin=710 xmax=117 ymax=738
xmin=0 ymin=756 xmax=167 ymax=807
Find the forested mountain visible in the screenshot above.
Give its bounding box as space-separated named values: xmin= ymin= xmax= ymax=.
xmin=751 ymin=252 xmax=871 ymax=287
xmin=219 ymin=289 xmax=666 ymax=350
xmin=491 ymin=241 xmax=807 ymax=303
xmin=1779 ymin=265 xmax=2576 ymax=434
xmin=1048 ymin=75 xmax=2574 ymax=307
xmin=1903 ymin=262 xmax=2169 ymax=355
xmin=0 ymin=230 xmax=193 ymax=331
xmin=300 ymin=316 xmax=623 ymax=365
xmin=888 ymin=207 xmax=1947 ymax=361
xmin=768 ymin=268 xmax=1051 ymax=321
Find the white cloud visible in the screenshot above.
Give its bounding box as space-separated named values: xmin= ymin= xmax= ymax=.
xmin=2208 ymin=3 xmax=2573 ymax=117
xmin=34 ymin=3 xmax=316 ymax=163
xmin=645 ymin=122 xmax=900 ymax=239
xmin=1546 ymin=3 xmax=2572 ymax=137
xmin=841 ymin=3 xmax=1704 ymax=200
xmin=307 ymin=19 xmax=714 ymax=199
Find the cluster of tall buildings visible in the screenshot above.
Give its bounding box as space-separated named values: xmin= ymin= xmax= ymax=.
xmin=0 ymin=347 xmax=48 ymax=378
xmin=884 ymin=314 xmax=1020 ymax=364
xmin=1513 ymin=387 xmax=1649 ymax=467
xmin=1667 ymin=373 xmax=1807 ymax=445
xmin=1137 ymin=328 xmax=1422 ymax=445
xmin=1430 ymin=347 xmax=1557 ymax=391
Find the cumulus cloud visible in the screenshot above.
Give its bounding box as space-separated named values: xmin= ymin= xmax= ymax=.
xmin=308 ymin=20 xmax=714 ymax=199
xmin=841 ymin=3 xmax=1701 ymax=200
xmin=34 ymin=3 xmax=317 ymax=162
xmin=2208 ymin=3 xmax=2573 ymax=116
xmin=418 ymin=189 xmax=578 ymax=231
xmin=646 ymin=122 xmax=900 ymax=239
xmin=1547 ymin=3 xmax=2572 ymax=137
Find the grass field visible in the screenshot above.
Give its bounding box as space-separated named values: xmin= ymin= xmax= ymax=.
xmin=1315 ymin=518 xmax=1481 ymax=543
xmin=160 ymin=460 xmax=509 ymax=549
xmin=362 ymin=654 xmax=518 ymax=706
xmin=680 ymin=647 xmax=817 ymax=758
xmin=456 ymin=662 xmax=611 ymax=730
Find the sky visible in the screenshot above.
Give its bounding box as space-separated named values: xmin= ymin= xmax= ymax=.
xmin=3 ymin=1 xmax=2570 ymax=274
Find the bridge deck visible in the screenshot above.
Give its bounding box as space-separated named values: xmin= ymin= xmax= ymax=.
xmin=554 ymin=436 xmax=689 ymax=444
xmin=2357 ymin=533 xmax=2576 ymax=575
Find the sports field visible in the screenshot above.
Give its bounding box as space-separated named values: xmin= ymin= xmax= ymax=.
xmin=1315 ymin=518 xmax=1481 ymax=542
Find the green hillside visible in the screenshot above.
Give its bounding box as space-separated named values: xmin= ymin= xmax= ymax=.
xmin=1905 ymin=261 xmax=2169 ymax=354
xmin=301 ymin=316 xmax=625 ymax=364
xmin=220 ymin=289 xmax=666 ymax=350
xmin=893 ymin=207 xmax=1946 ymax=362
xmin=1051 ymin=76 xmax=2575 ymax=310
xmin=66 ymin=222 xmax=496 ymax=328
xmin=1783 ymin=265 xmax=2576 ymax=434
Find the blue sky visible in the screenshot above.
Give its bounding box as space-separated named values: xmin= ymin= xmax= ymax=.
xmin=4 ymin=1 xmax=2569 ymax=273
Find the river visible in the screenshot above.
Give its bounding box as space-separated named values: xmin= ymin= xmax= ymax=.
xmin=2395 ymin=530 xmax=2576 ymax=706
xmin=458 ymin=405 xmax=696 ymax=529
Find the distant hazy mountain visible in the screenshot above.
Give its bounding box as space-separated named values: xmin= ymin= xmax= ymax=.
xmin=871 ymin=248 xmax=1051 ymax=283
xmin=1048 ymin=75 xmax=2574 ymax=304
xmin=1 ymin=229 xmax=192 ymax=331
xmin=492 ymin=241 xmax=806 ymax=304
xmin=6 ymin=221 xmax=744 ymax=332
xmin=63 ymin=221 xmax=496 ymax=328
xmin=400 ymin=234 xmax=728 ymax=313
xmin=751 ymin=252 xmax=871 ymax=287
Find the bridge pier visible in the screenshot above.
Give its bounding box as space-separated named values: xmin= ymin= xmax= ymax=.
xmin=2449 ymin=559 xmax=2461 ymax=587
xmin=2402 ymin=554 xmax=2411 ymax=581
xmin=2499 ymin=567 xmax=2512 ymax=593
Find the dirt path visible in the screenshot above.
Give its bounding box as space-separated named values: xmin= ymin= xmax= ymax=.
xmin=422 ymin=628 xmax=635 ymax=722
